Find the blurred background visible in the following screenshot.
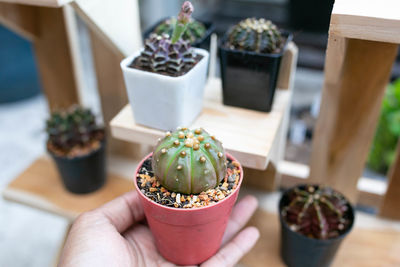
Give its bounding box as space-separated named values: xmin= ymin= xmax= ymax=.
xmin=1 ymin=0 xmax=400 ymax=266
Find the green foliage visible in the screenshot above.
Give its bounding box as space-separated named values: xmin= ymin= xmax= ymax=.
xmin=367 ymin=78 xmax=400 ymax=174
xmin=152 ymin=128 xmax=227 ymax=194
xmin=154 ymin=17 xmax=206 ymax=44
xmin=46 ymin=105 xmax=104 ymax=155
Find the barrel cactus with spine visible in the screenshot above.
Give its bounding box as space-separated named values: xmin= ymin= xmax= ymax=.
xmin=154 ymin=17 xmax=206 ymax=45
xmin=136 ymin=1 xmax=196 ymax=76
xmin=227 ymin=18 xmax=283 ymax=54
xmin=282 ymin=185 xmax=351 ymax=239
xmin=152 ymin=128 xmax=227 ymax=194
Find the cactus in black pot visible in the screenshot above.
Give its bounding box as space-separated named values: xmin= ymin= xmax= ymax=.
xmin=219 ymin=17 xmax=291 ymax=112
xmin=46 ymin=105 xmax=106 ymax=194
xmin=279 ymin=184 xmax=354 ymax=267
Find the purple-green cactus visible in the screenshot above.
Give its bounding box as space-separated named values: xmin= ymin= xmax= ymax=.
xmin=136 ymin=1 xmax=196 ymax=76
xmin=137 ymin=34 xmax=196 ymax=75
xmin=152 ymin=128 xmax=227 ymax=194
xmin=282 ymin=185 xmax=351 ymax=239
xmin=227 ymin=18 xmax=283 ymax=54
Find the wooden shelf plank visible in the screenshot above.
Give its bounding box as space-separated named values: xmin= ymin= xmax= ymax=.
xmin=240 ymin=208 xmax=400 ymax=266
xmin=110 ymin=78 xmax=291 ymax=170
xmin=110 ymin=42 xmax=297 ymax=170
xmin=331 ymin=0 xmax=400 ymax=43
xmin=2 ymin=157 xmax=133 ymax=221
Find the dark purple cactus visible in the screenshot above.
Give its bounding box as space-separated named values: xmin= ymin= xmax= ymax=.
xmin=135 ymin=1 xmax=197 ymax=76
xmin=137 ymin=34 xmax=196 ymax=75
xmin=152 ymin=128 xmax=227 ymax=194
xmin=46 ymin=105 xmax=104 ymax=156
xmin=227 ymin=18 xmax=283 ymax=54
xmin=282 ymin=185 xmax=351 ymax=239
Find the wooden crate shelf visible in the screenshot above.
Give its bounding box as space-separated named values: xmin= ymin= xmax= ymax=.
xmin=110 ymin=42 xmax=298 ymax=170
xmin=2 ymin=157 xmax=132 ymax=221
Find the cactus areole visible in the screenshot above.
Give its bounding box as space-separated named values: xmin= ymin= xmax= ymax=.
xmin=227 ymin=18 xmax=283 ymax=54
xmin=152 ymin=128 xmax=227 ymax=194
xmin=281 ymin=185 xmax=352 ymax=240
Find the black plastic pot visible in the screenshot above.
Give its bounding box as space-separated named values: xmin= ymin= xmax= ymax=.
xmin=288 ymin=0 xmax=334 ymax=33
xmin=278 ymin=185 xmax=355 ymax=267
xmin=49 ymin=141 xmax=107 ymax=194
xmin=218 ymin=32 xmax=292 ymax=112
xmin=143 ymin=17 xmax=215 ymax=50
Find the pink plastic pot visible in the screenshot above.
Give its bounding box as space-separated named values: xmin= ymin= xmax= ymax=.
xmin=134 ymin=152 xmax=243 ymax=265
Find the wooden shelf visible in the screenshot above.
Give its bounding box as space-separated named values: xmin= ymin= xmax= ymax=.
xmin=331 ymin=0 xmax=400 ymax=43
xmin=2 ymin=157 xmax=133 ymax=221
xmin=110 ymin=42 xmax=298 ymax=170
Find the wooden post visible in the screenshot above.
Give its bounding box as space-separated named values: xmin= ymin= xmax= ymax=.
xmin=33 ymin=6 xmax=80 ymax=110
xmin=89 ymin=29 xmax=150 ymax=158
xmin=309 ymin=37 xmax=398 ymax=203
xmin=379 ymin=142 xmax=400 ymax=220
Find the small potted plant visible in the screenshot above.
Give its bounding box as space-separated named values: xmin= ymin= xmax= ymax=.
xmin=133 ymin=127 xmax=243 ymax=265
xmin=46 ymin=105 xmax=106 ymax=194
xmin=279 ymin=184 xmax=355 ymax=267
xmin=144 ymin=16 xmax=215 ymax=50
xmin=121 ymin=1 xmax=209 ymax=131
xmin=219 ymin=18 xmax=292 ymax=112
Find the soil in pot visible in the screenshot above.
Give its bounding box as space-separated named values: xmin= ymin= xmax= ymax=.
xmin=133 ymin=152 xmax=243 ymax=265
xmin=279 ymin=184 xmax=355 ymax=267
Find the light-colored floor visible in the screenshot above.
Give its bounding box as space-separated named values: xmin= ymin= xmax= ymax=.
xmin=2 ymin=68 xmax=399 ymax=267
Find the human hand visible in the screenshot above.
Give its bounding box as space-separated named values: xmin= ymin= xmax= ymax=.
xmin=59 ymin=190 xmax=259 ymax=267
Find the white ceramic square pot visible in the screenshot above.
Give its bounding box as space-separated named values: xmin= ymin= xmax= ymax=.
xmin=120 ymin=48 xmax=209 ymax=131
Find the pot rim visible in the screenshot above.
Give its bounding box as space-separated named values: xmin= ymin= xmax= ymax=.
xmin=143 ymin=16 xmax=215 ymax=48
xmin=278 ymin=184 xmax=355 ymax=243
xmin=218 ymin=30 xmax=293 ymax=58
xmin=120 ymin=48 xmax=209 ymax=81
xmin=134 ymin=152 xmax=243 ymax=212
xmin=47 ymin=137 xmax=106 ymax=161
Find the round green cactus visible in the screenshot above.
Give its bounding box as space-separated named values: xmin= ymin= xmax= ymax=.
xmin=152 ymin=128 xmax=227 ymax=194
xmin=227 ymin=18 xmax=283 ymax=54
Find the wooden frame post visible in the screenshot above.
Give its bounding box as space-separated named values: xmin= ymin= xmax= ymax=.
xmin=309 ymin=37 xmax=398 ymax=203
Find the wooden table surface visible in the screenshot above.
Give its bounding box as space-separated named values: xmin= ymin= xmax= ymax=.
xmin=240 ymin=208 xmax=400 ymax=267
xmin=2 ymin=157 xmax=133 ymax=221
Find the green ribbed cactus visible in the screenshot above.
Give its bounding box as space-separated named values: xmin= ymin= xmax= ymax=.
xmin=154 ymin=17 xmax=206 ymax=44
xmin=227 ymin=18 xmax=283 ymax=54
xmin=152 ymin=128 xmax=227 ymax=194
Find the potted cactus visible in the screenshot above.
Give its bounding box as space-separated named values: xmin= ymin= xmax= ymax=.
xmin=279 ymin=184 xmax=355 ymax=267
xmin=121 ymin=1 xmax=209 ymax=131
xmin=46 ymin=105 xmax=106 ymax=194
xmin=219 ymin=18 xmax=292 ymax=112
xmin=144 ymin=16 xmax=215 ymax=50
xmin=133 ymin=127 xmax=243 ymax=265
